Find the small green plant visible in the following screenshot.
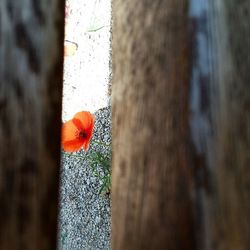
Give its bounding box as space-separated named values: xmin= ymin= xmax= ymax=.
xmin=88 ymin=145 xmax=111 ymax=195
xmin=63 ymin=143 xmax=111 ymax=195
xmin=61 ymin=233 xmax=67 ymax=246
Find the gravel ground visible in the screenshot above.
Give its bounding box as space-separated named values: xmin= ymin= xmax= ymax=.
xmin=58 ymin=0 xmax=112 ymax=249
xmin=59 ymin=107 xmax=111 ymax=250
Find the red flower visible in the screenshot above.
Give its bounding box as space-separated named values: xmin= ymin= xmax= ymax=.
xmin=62 ymin=111 xmax=94 ymax=152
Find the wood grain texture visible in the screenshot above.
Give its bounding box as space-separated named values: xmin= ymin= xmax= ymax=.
xmin=190 ymin=1 xmax=250 ymax=249
xmin=112 ymin=1 xmax=195 ymax=249
xmin=211 ymin=1 xmax=250 ymax=249
xmin=0 ymin=1 xmax=65 ymax=249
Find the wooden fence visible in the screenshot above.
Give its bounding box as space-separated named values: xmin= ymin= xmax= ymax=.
xmin=0 ymin=1 xmax=249 ymax=249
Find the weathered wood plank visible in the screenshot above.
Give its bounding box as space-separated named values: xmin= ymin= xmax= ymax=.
xmin=0 ymin=1 xmax=65 ymax=249
xmin=190 ymin=1 xmax=250 ymax=249
xmin=112 ymin=1 xmax=195 ymax=249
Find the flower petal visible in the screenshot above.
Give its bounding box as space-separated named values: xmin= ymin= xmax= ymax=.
xmin=72 ymin=118 xmax=84 ymax=131
xmin=73 ymin=111 xmax=94 ymax=132
xmin=61 ymin=119 xmax=79 ymax=143
xmin=61 ymin=120 xmax=85 ymax=152
xmin=61 ymin=111 xmax=94 ymax=152
xmin=62 ymin=139 xmax=84 ymax=152
xmin=64 ymin=41 xmax=78 ymax=57
xmin=83 ymin=137 xmax=91 ymax=151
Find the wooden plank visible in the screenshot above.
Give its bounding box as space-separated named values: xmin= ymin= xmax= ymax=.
xmin=112 ymin=1 xmax=195 ymax=249
xmin=0 ymin=1 xmax=65 ymax=249
xmin=189 ymin=1 xmax=250 ymax=249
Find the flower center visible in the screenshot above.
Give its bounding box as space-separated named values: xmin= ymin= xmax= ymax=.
xmin=79 ymin=130 xmax=88 ymax=139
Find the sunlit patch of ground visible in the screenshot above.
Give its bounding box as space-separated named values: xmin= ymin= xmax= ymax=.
xmin=62 ymin=0 xmax=111 ymax=121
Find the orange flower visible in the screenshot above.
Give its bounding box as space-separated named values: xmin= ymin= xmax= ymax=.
xmin=62 ymin=111 xmax=94 ymax=152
